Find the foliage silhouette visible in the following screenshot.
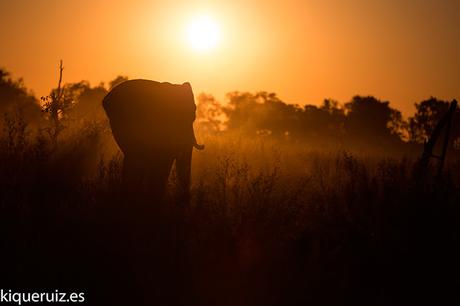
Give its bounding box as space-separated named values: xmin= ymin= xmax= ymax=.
xmin=0 ymin=68 xmax=42 ymax=132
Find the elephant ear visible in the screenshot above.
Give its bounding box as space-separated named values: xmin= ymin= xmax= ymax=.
xmin=182 ymin=82 xmax=196 ymax=119
xmin=182 ymin=82 xmax=193 ymax=98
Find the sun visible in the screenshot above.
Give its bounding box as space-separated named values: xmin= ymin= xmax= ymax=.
xmin=186 ymin=15 xmax=220 ymax=52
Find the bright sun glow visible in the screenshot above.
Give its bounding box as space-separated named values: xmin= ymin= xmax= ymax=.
xmin=186 ymin=15 xmax=220 ymax=52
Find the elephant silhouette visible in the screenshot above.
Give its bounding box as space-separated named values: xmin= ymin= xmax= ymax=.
xmin=102 ymin=79 xmax=204 ymax=202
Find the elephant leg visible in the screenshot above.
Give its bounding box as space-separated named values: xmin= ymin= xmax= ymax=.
xmin=175 ymin=146 xmax=193 ymax=205
xmin=145 ymin=152 xmax=175 ymax=203
xmin=122 ymin=154 xmax=143 ymax=196
xmin=122 ymin=152 xmax=174 ymax=204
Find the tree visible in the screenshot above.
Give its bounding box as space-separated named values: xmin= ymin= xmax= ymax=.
xmin=195 ymin=93 xmax=225 ymax=133
xmin=223 ymin=91 xmax=302 ymax=137
xmin=298 ymin=99 xmax=346 ymax=144
xmin=41 ymin=61 xmax=73 ymax=145
xmin=407 ymin=97 xmax=450 ymax=143
xmin=344 ymin=96 xmax=404 ymax=148
xmin=67 ymin=81 xmax=108 ymax=123
xmin=0 ymin=68 xmax=42 ymax=127
xmin=109 ymin=76 xmax=129 ymax=90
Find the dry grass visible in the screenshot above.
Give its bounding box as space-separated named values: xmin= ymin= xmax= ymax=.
xmin=1 ymin=121 xmax=459 ymax=306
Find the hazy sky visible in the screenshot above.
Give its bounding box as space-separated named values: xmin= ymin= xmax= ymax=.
xmin=1 ymin=0 xmax=459 ymax=115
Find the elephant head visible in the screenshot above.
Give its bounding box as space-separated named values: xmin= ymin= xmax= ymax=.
xmin=102 ymin=79 xmax=203 ymax=202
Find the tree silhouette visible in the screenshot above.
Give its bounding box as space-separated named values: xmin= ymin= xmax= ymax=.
xmin=299 ymin=99 xmax=346 ymax=145
xmin=41 ymin=61 xmax=75 ymax=145
xmin=344 ymin=96 xmax=404 ymax=148
xmin=66 ymin=81 xmax=108 ymax=123
xmin=219 ymin=92 xmax=412 ymax=151
xmin=196 ymin=93 xmax=225 ymax=133
xmin=0 ymin=68 xmax=42 ymax=127
xmin=109 ymin=75 xmax=129 ymax=90
xmin=408 ymin=97 xmax=450 ymax=143
xmin=223 ymin=91 xmax=302 ymax=137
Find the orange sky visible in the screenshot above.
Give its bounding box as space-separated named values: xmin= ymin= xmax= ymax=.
xmin=1 ymin=0 xmax=459 ymax=115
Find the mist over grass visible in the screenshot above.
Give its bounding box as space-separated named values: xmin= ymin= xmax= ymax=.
xmin=1 ymin=123 xmax=459 ymax=305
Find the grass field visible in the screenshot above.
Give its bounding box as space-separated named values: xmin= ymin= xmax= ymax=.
xmin=1 ymin=121 xmax=459 ymax=305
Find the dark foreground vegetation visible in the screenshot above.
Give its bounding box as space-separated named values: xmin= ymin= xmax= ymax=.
xmin=0 ymin=68 xmax=459 ymax=305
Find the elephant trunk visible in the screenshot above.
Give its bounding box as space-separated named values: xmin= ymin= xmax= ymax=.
xmin=191 ymin=125 xmax=205 ymax=150
xmin=193 ymin=142 xmax=205 ymax=150
xmin=174 ymin=125 xmax=203 ymax=205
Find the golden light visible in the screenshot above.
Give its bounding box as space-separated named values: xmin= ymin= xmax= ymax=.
xmin=186 ymin=15 xmax=220 ymax=52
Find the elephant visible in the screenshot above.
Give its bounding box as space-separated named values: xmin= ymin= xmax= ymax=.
xmin=102 ymin=79 xmax=204 ymax=202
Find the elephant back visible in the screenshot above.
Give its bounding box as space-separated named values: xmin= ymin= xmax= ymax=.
xmin=103 ymin=79 xmax=196 ymax=156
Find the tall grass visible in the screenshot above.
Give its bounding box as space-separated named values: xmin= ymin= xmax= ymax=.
xmin=0 ymin=119 xmax=459 ymax=306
